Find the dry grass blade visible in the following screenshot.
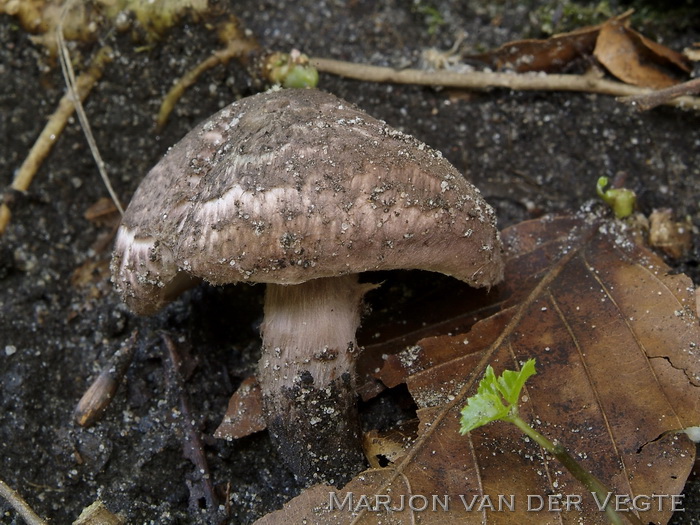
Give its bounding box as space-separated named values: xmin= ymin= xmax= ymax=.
xmin=56 ymin=3 xmax=124 ymax=216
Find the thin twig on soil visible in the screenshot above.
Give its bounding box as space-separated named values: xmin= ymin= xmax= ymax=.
xmin=0 ymin=45 xmax=112 ymax=235
xmin=310 ymin=57 xmax=700 ymax=111
xmin=157 ymin=19 xmax=259 ymax=130
xmin=0 ymin=478 xmax=48 ymax=525
xmin=620 ymin=77 xmax=700 ymax=111
xmin=157 ymin=40 xmax=258 ymax=130
xmin=161 ymin=333 xmax=221 ymax=514
xmin=158 ymin=50 xmax=699 ymax=136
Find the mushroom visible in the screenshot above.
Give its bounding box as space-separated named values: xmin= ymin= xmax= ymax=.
xmin=111 ymin=88 xmax=504 ymax=484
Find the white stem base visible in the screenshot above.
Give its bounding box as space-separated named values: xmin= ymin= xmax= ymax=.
xmin=258 ymin=275 xmax=371 ymax=484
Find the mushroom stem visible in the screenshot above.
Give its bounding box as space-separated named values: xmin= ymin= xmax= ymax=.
xmin=259 ymin=274 xmax=370 ymax=484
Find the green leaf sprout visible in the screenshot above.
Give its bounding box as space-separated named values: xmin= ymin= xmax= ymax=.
xmin=460 ymin=359 xmax=535 ymax=434
xmin=596 ymin=176 xmax=636 ymax=219
xmin=460 ymin=359 xmax=642 ymax=525
xmin=267 ymin=50 xmax=319 ymax=89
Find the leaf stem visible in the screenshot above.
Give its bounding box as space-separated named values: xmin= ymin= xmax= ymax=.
xmin=508 ymin=414 xmax=643 ymax=525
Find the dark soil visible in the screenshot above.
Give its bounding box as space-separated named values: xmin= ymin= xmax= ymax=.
xmin=1 ymin=1 xmax=699 ymax=523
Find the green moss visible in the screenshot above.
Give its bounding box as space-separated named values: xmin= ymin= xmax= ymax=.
xmin=532 ymin=1 xmax=613 ymax=35
xmin=412 ymin=1 xmax=445 ymax=36
xmin=531 ymin=0 xmax=699 ymax=37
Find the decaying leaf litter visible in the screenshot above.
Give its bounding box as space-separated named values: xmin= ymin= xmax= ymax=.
xmin=1 ymin=0 xmax=700 ymax=520
xmin=256 ymin=210 xmax=700 ymax=524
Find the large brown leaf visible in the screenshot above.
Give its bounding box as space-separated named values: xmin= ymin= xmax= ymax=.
xmin=256 ymin=214 xmax=700 ymax=524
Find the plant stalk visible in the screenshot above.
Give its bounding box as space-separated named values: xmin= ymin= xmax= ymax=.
xmin=509 ymin=414 xmax=644 ymax=525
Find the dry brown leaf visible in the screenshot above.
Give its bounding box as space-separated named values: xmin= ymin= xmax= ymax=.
xmin=214 ymin=376 xmax=266 ymax=440
xmin=84 ymin=197 xmax=119 ymax=225
xmin=648 ymin=209 xmax=694 ymax=260
xmin=469 ymin=25 xmax=600 ymax=73
xmin=467 ymin=11 xmax=632 ymax=73
xmin=594 ymin=19 xmax=690 ymax=89
xmin=467 ymin=10 xmax=691 ymax=92
xmin=363 ymin=420 xmax=418 ymax=469
xmin=255 ymin=213 xmax=700 ymax=524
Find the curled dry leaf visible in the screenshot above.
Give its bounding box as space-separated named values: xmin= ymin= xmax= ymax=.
xmin=648 ymin=209 xmax=694 ymax=260
xmin=466 ymin=12 xmax=634 ymax=73
xmin=467 ymin=24 xmax=600 ymax=73
xmin=594 ymin=19 xmax=691 ymax=89
xmin=362 ymin=420 xmax=419 ymax=469
xmin=255 ymin=213 xmax=700 ymax=524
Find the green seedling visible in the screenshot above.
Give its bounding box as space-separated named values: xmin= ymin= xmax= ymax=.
xmin=597 ymin=176 xmax=636 ymax=219
xmin=267 ymin=51 xmax=319 ymax=89
xmin=460 ymin=359 xmax=642 ymax=525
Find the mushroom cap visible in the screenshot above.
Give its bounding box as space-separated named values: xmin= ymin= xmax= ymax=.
xmin=111 ymin=89 xmax=504 ymax=315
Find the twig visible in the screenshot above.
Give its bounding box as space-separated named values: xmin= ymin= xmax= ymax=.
xmin=0 ymin=478 xmax=48 ymax=525
xmin=157 ymin=19 xmax=259 ymax=130
xmin=310 ymin=57 xmax=700 ymax=110
xmin=161 ymin=333 xmax=220 ymax=512
xmin=157 ymin=41 xmax=258 ymax=130
xmin=0 ymin=46 xmax=112 ymax=235
xmin=620 ymin=77 xmax=700 ymax=111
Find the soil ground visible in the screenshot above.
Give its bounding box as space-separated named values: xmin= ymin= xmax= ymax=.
xmin=1 ymin=0 xmax=699 ymax=523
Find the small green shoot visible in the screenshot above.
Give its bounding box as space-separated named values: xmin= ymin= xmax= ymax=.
xmin=597 ymin=176 xmax=636 ymax=219
xmin=460 ymin=359 xmax=536 ymax=434
xmin=267 ymin=51 xmax=319 ymax=89
xmin=460 ymin=359 xmax=642 ymax=525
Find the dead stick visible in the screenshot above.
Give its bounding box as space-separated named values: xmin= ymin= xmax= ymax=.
xmin=0 ymin=478 xmax=48 ymax=525
xmin=0 ymin=46 xmax=112 ymax=235
xmin=157 ymin=40 xmax=258 ymax=130
xmin=310 ymin=57 xmax=700 ymax=110
xmin=161 ymin=333 xmax=219 ymax=510
xmin=620 ymin=78 xmax=700 ymax=111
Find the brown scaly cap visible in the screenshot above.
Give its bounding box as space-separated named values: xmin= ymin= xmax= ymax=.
xmin=111 ymin=89 xmax=504 ymax=315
